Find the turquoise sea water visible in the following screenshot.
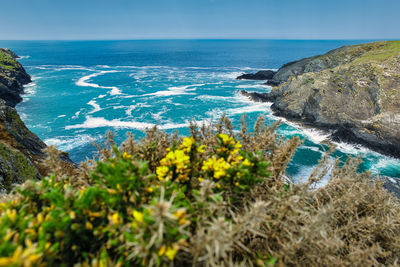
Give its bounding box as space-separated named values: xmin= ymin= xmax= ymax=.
xmin=0 ymin=40 xmax=399 ymax=180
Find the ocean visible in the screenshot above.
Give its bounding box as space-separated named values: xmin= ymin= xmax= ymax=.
xmin=0 ymin=39 xmax=399 ymax=180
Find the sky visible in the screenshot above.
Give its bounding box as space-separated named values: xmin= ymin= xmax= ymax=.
xmin=1 ymin=0 xmax=399 ymax=40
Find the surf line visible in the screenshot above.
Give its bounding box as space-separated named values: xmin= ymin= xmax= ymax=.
xmin=76 ymin=70 xmax=122 ymax=95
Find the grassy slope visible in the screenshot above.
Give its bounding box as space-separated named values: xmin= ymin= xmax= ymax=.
xmin=0 ymin=50 xmax=20 ymax=71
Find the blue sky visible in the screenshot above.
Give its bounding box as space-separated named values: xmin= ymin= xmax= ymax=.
xmin=1 ymin=0 xmax=399 ymax=40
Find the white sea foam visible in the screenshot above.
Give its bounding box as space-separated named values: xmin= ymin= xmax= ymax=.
xmin=369 ymin=157 xmax=400 ymax=175
xmin=331 ymin=141 xmax=370 ymax=155
xmin=212 ymin=71 xmax=244 ymax=80
xmin=65 ymin=116 xmax=207 ymax=130
xmin=224 ymin=103 xmax=272 ymax=116
xmin=95 ymin=65 xmax=112 ymax=68
xmin=196 ymin=95 xmax=240 ymax=102
xmin=72 ymin=109 xmax=83 ymax=119
xmin=87 ymin=100 xmax=102 ymax=114
xmin=277 ymin=117 xmax=330 ymax=144
xmin=44 ymin=134 xmax=95 ymax=151
xmin=56 ymin=66 xmax=93 ymax=71
xmin=142 ymin=83 xmax=203 ymax=97
xmin=24 ymin=82 xmax=37 ymax=95
xmin=76 ymin=70 xmax=122 ymax=95
xmin=57 ymin=115 xmax=66 ymax=118
xmin=19 ymin=55 xmax=30 ymax=59
xmin=301 ymin=127 xmax=331 ymax=144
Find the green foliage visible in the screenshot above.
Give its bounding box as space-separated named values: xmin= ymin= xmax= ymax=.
xmin=0 ymin=51 xmax=19 ymax=71
xmin=355 ymin=40 xmax=400 ymax=63
xmin=0 ymin=133 xmax=271 ymax=266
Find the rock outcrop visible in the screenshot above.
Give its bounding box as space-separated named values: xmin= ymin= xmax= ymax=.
xmin=236 ymin=70 xmax=276 ymax=80
xmin=0 ymin=48 xmax=32 ymax=107
xmin=0 ymin=49 xmax=75 ymax=192
xmin=240 ymin=41 xmax=400 ymax=158
xmin=239 ymin=90 xmax=271 ymax=102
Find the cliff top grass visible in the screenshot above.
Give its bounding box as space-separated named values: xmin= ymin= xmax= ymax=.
xmin=0 ymin=49 xmax=20 ymax=71
xmin=353 ymin=40 xmax=400 ymax=63
xmin=0 ymin=116 xmax=399 ymax=266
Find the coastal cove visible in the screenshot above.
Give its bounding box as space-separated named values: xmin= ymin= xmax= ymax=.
xmin=1 ymin=39 xmax=399 ymax=180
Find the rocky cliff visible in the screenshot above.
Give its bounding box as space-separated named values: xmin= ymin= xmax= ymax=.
xmin=0 ymin=48 xmax=32 ymax=107
xmin=240 ymin=41 xmax=400 ymax=158
xmin=0 ymin=49 xmax=75 ymax=192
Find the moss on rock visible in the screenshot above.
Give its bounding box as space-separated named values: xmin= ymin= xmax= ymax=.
xmin=0 ymin=142 xmax=39 ymax=192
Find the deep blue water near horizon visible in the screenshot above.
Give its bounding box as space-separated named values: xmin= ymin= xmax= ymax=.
xmin=0 ymin=39 xmax=399 ymax=181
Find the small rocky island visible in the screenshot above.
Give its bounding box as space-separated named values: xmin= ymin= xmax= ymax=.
xmin=0 ymin=48 xmax=74 ymax=192
xmin=238 ymin=41 xmax=400 ymax=158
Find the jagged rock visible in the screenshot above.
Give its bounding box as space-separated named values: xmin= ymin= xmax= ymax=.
xmin=239 ymin=90 xmax=272 ymax=102
xmin=236 ymin=70 xmax=276 ymax=80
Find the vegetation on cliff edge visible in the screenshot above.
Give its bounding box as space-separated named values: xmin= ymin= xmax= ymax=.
xmin=0 ymin=116 xmax=399 ymax=266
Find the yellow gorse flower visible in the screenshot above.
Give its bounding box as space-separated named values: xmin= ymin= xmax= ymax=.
xmin=197 ymin=145 xmax=207 ymax=153
xmin=158 ymin=245 xmax=166 ymax=256
xmin=85 ymin=221 xmax=93 ymax=230
xmin=111 ymin=213 xmax=120 ymax=225
xmin=202 ymin=156 xmax=230 ymax=179
xmin=133 ymin=210 xmax=144 ymax=223
xmin=173 ymin=208 xmax=187 ymax=224
xmin=217 ymin=133 xmax=235 ymax=146
xmin=158 ymin=149 xmax=190 ymax=182
xmin=122 ymin=152 xmax=132 ymax=160
xmin=165 ymin=245 xmax=179 ymax=260
xmin=6 ymin=209 xmax=17 ymax=223
xmin=179 ymin=137 xmax=195 ymax=153
xmin=156 ymin=166 xmax=170 ymax=180
xmin=242 ymin=158 xmax=253 ymax=167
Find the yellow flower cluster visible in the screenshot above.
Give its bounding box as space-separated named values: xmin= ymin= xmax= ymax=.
xmin=158 ymin=244 xmax=179 ymax=260
xmin=201 ymin=134 xmax=254 ymax=187
xmin=202 ymin=156 xmax=230 ymax=179
xmin=218 ymin=133 xmax=236 ymax=146
xmin=156 ymin=138 xmax=194 ymax=182
xmin=122 ymin=152 xmax=132 ymax=160
xmin=179 ymin=137 xmax=195 ymax=153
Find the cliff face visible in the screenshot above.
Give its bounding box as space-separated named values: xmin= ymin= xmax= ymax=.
xmin=0 ymin=48 xmax=32 ymax=107
xmin=266 ymin=41 xmax=400 ymax=157
xmin=0 ymin=49 xmax=75 ymax=192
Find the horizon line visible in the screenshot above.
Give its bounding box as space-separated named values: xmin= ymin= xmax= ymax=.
xmin=0 ymin=37 xmax=398 ymax=42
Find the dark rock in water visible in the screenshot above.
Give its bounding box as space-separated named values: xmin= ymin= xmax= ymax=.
xmin=236 ymin=70 xmax=276 ymax=80
xmin=265 ymin=41 xmax=400 ymax=158
xmin=0 ymin=49 xmax=76 ymax=192
xmin=240 ymin=90 xmax=271 ymax=102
